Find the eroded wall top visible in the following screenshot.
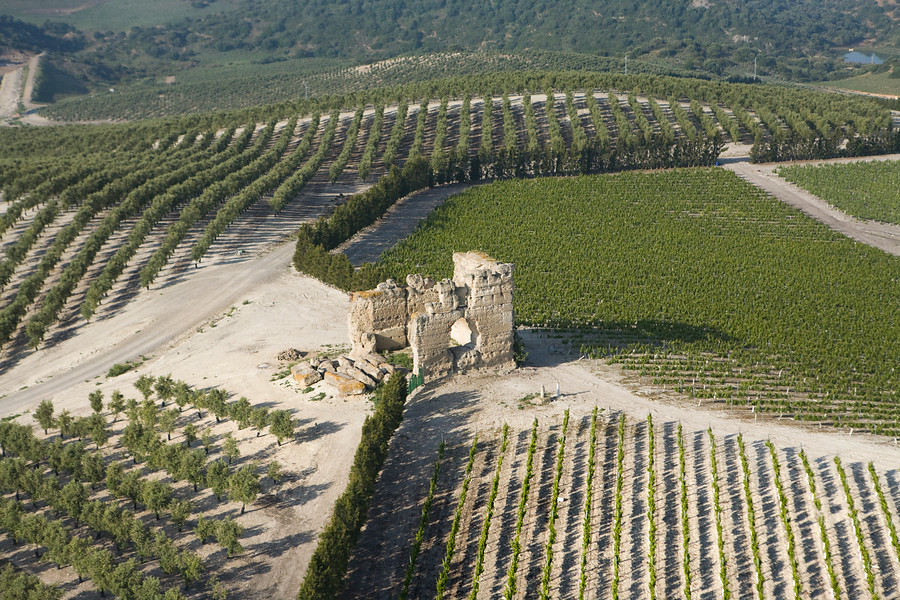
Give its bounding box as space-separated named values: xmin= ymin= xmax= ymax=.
xmin=349 ymin=251 xmax=515 ymax=379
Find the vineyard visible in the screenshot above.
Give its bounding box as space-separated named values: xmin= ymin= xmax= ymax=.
xmin=341 ymin=406 xmax=900 ymax=600
xmin=0 ymin=372 xmax=333 ymax=599
xmin=3 ymin=73 xmax=897 ymax=361
xmin=777 ymin=159 xmax=900 ymax=225
xmin=377 ymin=170 xmax=900 ymax=436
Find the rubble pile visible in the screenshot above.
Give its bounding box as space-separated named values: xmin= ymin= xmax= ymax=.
xmin=291 ymin=352 xmax=405 ymax=396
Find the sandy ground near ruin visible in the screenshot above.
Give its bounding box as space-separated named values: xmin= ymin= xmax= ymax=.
xmin=431 ymin=331 xmax=900 ymax=471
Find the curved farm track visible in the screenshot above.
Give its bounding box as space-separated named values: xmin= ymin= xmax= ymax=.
xmin=723 ymin=154 xmax=900 ymax=257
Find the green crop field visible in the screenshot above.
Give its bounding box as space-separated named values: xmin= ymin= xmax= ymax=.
xmin=378 ymin=169 xmax=900 ymax=435
xmin=3 ymin=0 xmax=234 ymax=32
xmin=824 ymin=71 xmax=900 ymax=96
xmin=7 ymin=74 xmax=895 ymax=359
xmin=777 ymin=159 xmax=900 ymax=224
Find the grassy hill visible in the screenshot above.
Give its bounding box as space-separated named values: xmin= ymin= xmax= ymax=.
xmin=2 ymin=0 xmax=899 ymax=111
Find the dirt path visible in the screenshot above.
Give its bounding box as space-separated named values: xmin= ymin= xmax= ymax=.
xmin=723 ymin=155 xmax=900 ymax=256
xmin=0 ymin=64 xmax=23 ymax=119
xmin=21 ymin=53 xmax=42 ymax=112
xmin=0 ymin=238 xmax=321 ymax=415
xmin=337 ymin=181 xmax=485 ymax=266
xmin=0 ymin=53 xmax=46 ymax=124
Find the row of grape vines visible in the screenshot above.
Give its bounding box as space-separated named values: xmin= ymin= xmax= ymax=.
xmin=2 ymin=85 xmax=897 ymax=355
xmin=379 ymin=169 xmax=900 ymax=436
xmin=344 ymin=411 xmax=900 ymax=600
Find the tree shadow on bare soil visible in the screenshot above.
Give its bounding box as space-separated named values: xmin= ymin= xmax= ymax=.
xmin=557 ymin=426 xmax=586 ymax=598
xmin=783 ymin=447 xmax=828 ymax=599
xmin=627 ymin=420 xmax=646 ymax=599
xmin=849 ymin=461 xmax=898 ymax=594
xmin=595 ymin=413 xmax=619 ymax=595
xmin=693 ymin=430 xmax=718 ymax=600
xmin=662 ymin=422 xmax=685 ymax=599
xmin=485 ymin=427 xmax=529 ymax=599
xmin=295 ymin=419 xmax=343 ymax=444
xmin=244 ymin=530 xmax=316 ymax=560
xmin=753 ymin=440 xmax=789 ymax=600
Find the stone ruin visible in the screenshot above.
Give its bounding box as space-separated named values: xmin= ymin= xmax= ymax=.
xmin=348 ymin=251 xmax=515 ymax=379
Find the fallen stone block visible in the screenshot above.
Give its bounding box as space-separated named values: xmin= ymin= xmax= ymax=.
xmin=324 ymin=371 xmax=367 ymax=395
xmin=291 ymin=365 xmax=322 ymax=386
xmin=356 ymin=360 xmax=385 ymax=382
xmin=344 ymin=366 xmax=377 ymax=388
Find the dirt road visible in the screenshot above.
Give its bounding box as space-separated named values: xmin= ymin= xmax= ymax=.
xmin=723 ymin=155 xmax=900 ymax=256
xmin=21 ymin=53 xmax=42 ymax=112
xmin=0 ymin=64 xmax=23 ymax=120
xmin=0 ymin=238 xmax=302 ymax=415
xmin=338 ymin=181 xmax=485 ymax=266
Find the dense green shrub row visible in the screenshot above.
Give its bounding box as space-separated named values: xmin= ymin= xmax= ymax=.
xmin=357 ymin=105 xmax=385 ymax=181
xmin=137 ymin=121 xmax=279 ymax=288
xmin=0 ymin=132 xmax=228 ymax=348
xmin=329 ymin=108 xmax=365 ymax=183
xmin=292 ymin=156 xmax=432 ymax=291
xmin=296 ymin=372 xmax=407 ymax=600
xmin=79 ymin=126 xmax=244 ymax=320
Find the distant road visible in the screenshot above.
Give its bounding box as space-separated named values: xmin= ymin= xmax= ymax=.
xmin=0 ymin=64 xmax=23 ymax=120
xmin=723 ymin=154 xmax=900 ymax=256
xmin=21 ymin=53 xmax=42 ymax=112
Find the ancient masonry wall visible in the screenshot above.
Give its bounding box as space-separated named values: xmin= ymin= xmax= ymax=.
xmin=348 ymin=251 xmax=515 ymax=379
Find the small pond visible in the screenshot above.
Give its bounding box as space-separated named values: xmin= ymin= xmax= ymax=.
xmin=844 ymin=51 xmax=885 ymax=64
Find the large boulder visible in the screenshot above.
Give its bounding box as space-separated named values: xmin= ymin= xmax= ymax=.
xmin=292 ymin=364 xmax=322 ymax=387
xmin=324 ymin=371 xmax=367 ymax=396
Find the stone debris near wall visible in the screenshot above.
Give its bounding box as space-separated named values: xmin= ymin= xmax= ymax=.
xmin=295 ymin=352 xmax=401 ymax=395
xmin=348 ymin=251 xmax=515 ymax=381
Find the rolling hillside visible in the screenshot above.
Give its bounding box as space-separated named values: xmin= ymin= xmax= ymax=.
xmin=2 ymin=0 xmax=899 ymax=109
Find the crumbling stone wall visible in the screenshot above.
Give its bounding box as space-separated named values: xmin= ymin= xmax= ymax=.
xmin=348 ymin=251 xmax=515 ymax=379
